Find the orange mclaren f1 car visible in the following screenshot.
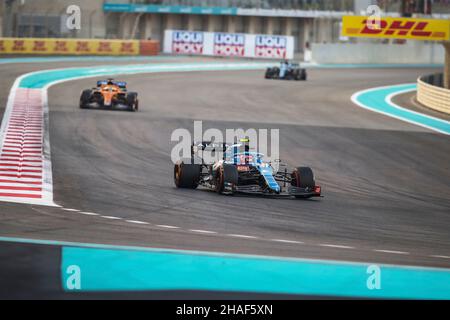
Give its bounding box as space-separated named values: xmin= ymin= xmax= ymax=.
xmin=79 ymin=79 xmax=139 ymax=111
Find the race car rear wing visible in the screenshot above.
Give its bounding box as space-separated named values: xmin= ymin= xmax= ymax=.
xmin=96 ymin=80 xmax=127 ymax=88
xmin=192 ymin=141 xmax=228 ymax=152
xmin=191 ymin=141 xmax=228 ymax=161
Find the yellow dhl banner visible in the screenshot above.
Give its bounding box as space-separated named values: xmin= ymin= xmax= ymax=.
xmin=0 ymin=38 xmax=140 ymax=55
xmin=342 ymin=16 xmax=450 ymax=41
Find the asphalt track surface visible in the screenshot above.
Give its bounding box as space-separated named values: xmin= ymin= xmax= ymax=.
xmin=0 ymin=58 xmax=449 ymax=297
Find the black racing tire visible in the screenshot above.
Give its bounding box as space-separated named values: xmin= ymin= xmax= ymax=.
xmin=79 ymin=89 xmax=92 ymax=109
xmin=300 ymin=69 xmax=307 ymax=81
xmin=291 ymin=167 xmax=315 ymax=199
xmin=126 ymin=92 xmax=138 ymax=112
xmin=174 ymin=159 xmax=201 ymax=189
xmin=215 ymin=164 xmax=238 ymax=194
xmin=265 ymin=68 xmax=273 ymax=79
xmin=291 ymin=167 xmax=315 ymax=189
xmin=272 ymin=67 xmax=280 ymax=79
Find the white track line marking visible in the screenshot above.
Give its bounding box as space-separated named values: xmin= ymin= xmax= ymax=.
xmin=430 ymin=255 xmax=450 ymax=259
xmin=156 ymin=225 xmax=179 ymax=229
xmin=227 ymin=234 xmax=259 ymax=239
xmin=79 ymin=211 xmax=99 ymax=216
xmin=270 ymin=239 xmax=304 ymax=244
xmin=55 ymin=207 xmax=446 ymax=262
xmin=100 ymin=216 xmax=122 ymax=220
xmin=319 ymin=244 xmax=355 ymax=249
xmin=374 ymin=249 xmax=410 ymax=255
xmin=189 ymin=229 xmax=218 ymax=234
xmin=125 ymin=220 xmax=150 ymax=225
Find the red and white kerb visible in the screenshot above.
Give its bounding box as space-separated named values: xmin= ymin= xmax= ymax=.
xmin=0 ymin=85 xmax=54 ymax=206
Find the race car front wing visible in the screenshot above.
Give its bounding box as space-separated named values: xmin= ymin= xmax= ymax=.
xmin=233 ymin=184 xmax=322 ymax=198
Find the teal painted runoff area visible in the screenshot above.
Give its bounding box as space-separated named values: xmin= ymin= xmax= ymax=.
xmin=1 ymin=235 xmax=449 ymax=299
xmin=61 ymin=246 xmax=450 ymax=299
xmin=18 ymin=62 xmax=271 ymax=89
xmin=354 ymin=84 xmax=450 ymax=135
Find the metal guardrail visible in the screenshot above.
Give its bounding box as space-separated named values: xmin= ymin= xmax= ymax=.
xmin=417 ymin=73 xmax=450 ymax=115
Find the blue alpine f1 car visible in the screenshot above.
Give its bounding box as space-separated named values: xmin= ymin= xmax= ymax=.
xmin=265 ymin=61 xmax=307 ymax=81
xmin=174 ymin=140 xmax=321 ymax=199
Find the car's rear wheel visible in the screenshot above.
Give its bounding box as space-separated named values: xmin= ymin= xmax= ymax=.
xmin=265 ymin=68 xmax=273 ymax=79
xmin=215 ymin=164 xmax=238 ymax=194
xmin=291 ymin=167 xmax=315 ymax=198
xmin=79 ymin=89 xmax=92 ymax=109
xmin=174 ymin=159 xmax=201 ymax=189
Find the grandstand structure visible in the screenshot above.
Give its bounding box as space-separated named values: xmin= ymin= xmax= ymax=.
xmin=1 ymin=0 xmax=449 ymax=53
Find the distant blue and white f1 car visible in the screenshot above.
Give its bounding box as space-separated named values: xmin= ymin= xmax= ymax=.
xmin=265 ymin=61 xmax=307 ymax=81
xmin=174 ymin=140 xmax=321 ymax=199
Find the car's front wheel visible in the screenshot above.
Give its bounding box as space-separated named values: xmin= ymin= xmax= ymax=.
xmin=291 ymin=167 xmax=315 ymax=198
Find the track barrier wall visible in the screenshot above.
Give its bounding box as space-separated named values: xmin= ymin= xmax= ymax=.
xmin=417 ymin=73 xmax=450 ymax=115
xmin=312 ymin=42 xmax=444 ymax=64
xmin=163 ymin=30 xmax=294 ymax=59
xmin=0 ymin=38 xmax=160 ymax=56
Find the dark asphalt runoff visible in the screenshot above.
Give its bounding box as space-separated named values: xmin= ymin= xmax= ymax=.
xmin=0 ymin=59 xmax=449 ymax=298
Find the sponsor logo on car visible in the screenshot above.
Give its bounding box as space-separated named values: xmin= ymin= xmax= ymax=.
xmin=237 ymin=165 xmax=250 ymax=172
